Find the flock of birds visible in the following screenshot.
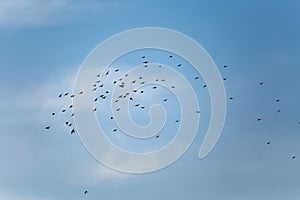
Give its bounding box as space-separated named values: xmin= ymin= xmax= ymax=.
xmin=44 ymin=53 xmax=299 ymax=196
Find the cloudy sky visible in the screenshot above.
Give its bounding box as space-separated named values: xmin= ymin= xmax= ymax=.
xmin=0 ymin=0 xmax=300 ymax=199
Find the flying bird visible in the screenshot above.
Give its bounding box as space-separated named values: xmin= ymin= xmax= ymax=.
xmin=71 ymin=129 xmax=75 ymax=134
xmin=84 ymin=190 xmax=88 ymax=195
xmin=259 ymin=82 xmax=264 ymax=85
xmin=45 ymin=126 xmax=50 ymax=130
xmin=52 ymin=112 xmax=55 ymax=116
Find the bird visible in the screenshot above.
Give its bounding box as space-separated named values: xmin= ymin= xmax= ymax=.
xmin=275 ymin=99 xmax=280 ymax=102
xmin=140 ymin=90 xmax=144 ymax=93
xmin=139 ymin=76 xmax=143 ymax=80
xmin=140 ymin=106 xmax=145 ymax=109
xmin=116 ymin=108 xmax=120 ymax=112
xmin=195 ymin=77 xmax=199 ymax=79
xmin=62 ymin=109 xmax=66 ymax=112
xmin=169 ymin=55 xmax=173 ymax=58
xmin=223 ymin=65 xmax=228 ymax=68
xmin=143 ymin=61 xmax=148 ymax=64
xmin=203 ymin=84 xmax=207 ymax=88
xmin=105 ymin=70 xmax=109 ymax=75
xmin=177 ymin=64 xmax=182 ymax=67
xmin=58 ymin=94 xmax=62 ymax=98
xmin=113 ymin=129 xmax=117 ymax=132
xmin=259 ymin=82 xmax=264 ymax=85
xmin=110 ymin=116 xmax=113 ymax=120
xmin=79 ymin=91 xmax=84 ymax=95
xmin=64 ymin=93 xmax=69 ymax=96
xmin=66 ymin=121 xmax=69 ymax=125
xmin=229 ymin=97 xmax=234 ymax=100
xmin=71 ymin=113 xmax=74 ymax=117
xmin=45 ymin=126 xmax=50 ymax=130
xmin=223 ymin=78 xmax=227 ymax=81
xmin=69 ymin=105 xmax=73 ymax=109
xmin=142 ymin=56 xmax=145 ymax=58
xmin=163 ymin=99 xmax=168 ymax=102
xmin=93 ymin=108 xmax=97 ymax=112
xmin=152 ymin=86 xmax=157 ymax=89
xmin=196 ymin=110 xmax=200 ymax=114
xmin=175 ymin=120 xmax=179 ymax=123
xmin=135 ymin=104 xmax=140 ymax=107
xmin=115 ymin=69 xmax=119 ymax=72
xmin=277 ymin=109 xmax=281 ymax=113
xmin=51 ymin=112 xmax=55 ymax=116
xmin=70 ymin=94 xmax=75 ymax=98
xmin=266 ymin=141 xmax=271 ymax=145
xmin=292 ymin=156 xmax=296 ymax=159
xmin=71 ymin=129 xmax=75 ymax=134
xmin=257 ymin=118 xmax=262 ymax=121
xmin=156 ymin=135 xmax=160 ymax=138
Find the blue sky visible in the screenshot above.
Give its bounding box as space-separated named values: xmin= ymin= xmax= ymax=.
xmin=0 ymin=0 xmax=300 ymax=199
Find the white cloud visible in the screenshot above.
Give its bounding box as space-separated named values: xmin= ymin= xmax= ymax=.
xmin=0 ymin=0 xmax=126 ymax=28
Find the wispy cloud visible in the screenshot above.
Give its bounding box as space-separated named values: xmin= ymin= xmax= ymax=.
xmin=0 ymin=0 xmax=127 ymax=28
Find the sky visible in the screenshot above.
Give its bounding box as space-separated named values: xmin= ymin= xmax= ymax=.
xmin=0 ymin=0 xmax=300 ymax=199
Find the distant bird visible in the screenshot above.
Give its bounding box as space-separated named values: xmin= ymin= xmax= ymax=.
xmin=52 ymin=112 xmax=55 ymax=116
xmin=62 ymin=109 xmax=66 ymax=112
xmin=110 ymin=116 xmax=113 ymax=120
xmin=143 ymin=61 xmax=148 ymax=64
xmin=175 ymin=120 xmax=179 ymax=123
xmin=58 ymin=94 xmax=62 ymax=98
xmin=71 ymin=129 xmax=75 ymax=134
xmin=223 ymin=78 xmax=227 ymax=81
xmin=163 ymin=99 xmax=168 ymax=102
xmin=277 ymin=109 xmax=281 ymax=113
xmin=161 ymin=79 xmax=165 ymax=82
xmin=171 ymin=86 xmax=175 ymax=89
xmin=71 ymin=113 xmax=74 ymax=117
xmin=266 ymin=141 xmax=271 ymax=145
xmin=70 ymin=94 xmax=75 ymax=98
xmin=135 ymin=104 xmax=140 ymax=107
xmin=292 ymin=156 xmax=296 ymax=159
xmin=257 ymin=118 xmax=262 ymax=121
xmin=177 ymin=64 xmax=182 ymax=67
xmin=45 ymin=126 xmax=50 ymax=130
xmin=130 ymin=97 xmax=133 ymax=100
xmin=140 ymin=81 xmax=145 ymax=84
xmin=66 ymin=121 xmax=69 ymax=125
xmin=93 ymin=108 xmax=97 ymax=112
xmin=94 ymin=98 xmax=98 ymax=102
xmin=68 ymin=123 xmax=72 ymax=127
xmin=140 ymin=106 xmax=145 ymax=109
xmin=79 ymin=91 xmax=84 ymax=95
xmin=152 ymin=86 xmax=157 ymax=89
xmin=116 ymin=108 xmax=120 ymax=112
xmin=203 ymin=84 xmax=207 ymax=88
xmin=196 ymin=110 xmax=200 ymax=114
xmin=275 ymin=99 xmax=280 ymax=102
xmin=69 ymin=105 xmax=73 ymax=109
xmin=105 ymin=70 xmax=109 ymax=75
xmin=223 ymin=65 xmax=228 ymax=68
xmin=140 ymin=90 xmax=144 ymax=93
xmin=115 ymin=69 xmax=119 ymax=72
xmin=139 ymin=76 xmax=142 ymax=79
xmin=259 ymin=82 xmax=264 ymax=85
xmin=142 ymin=56 xmax=145 ymax=58
xmin=156 ymin=135 xmax=160 ymax=138
xmin=195 ymin=77 xmax=199 ymax=80
xmin=229 ymin=97 xmax=234 ymax=100
xmin=169 ymin=55 xmax=173 ymax=58
xmin=64 ymin=93 xmax=69 ymax=96
xmin=113 ymin=129 xmax=117 ymax=132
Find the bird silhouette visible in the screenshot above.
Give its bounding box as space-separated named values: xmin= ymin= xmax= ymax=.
xmin=71 ymin=129 xmax=75 ymax=134
xmin=45 ymin=126 xmax=50 ymax=130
